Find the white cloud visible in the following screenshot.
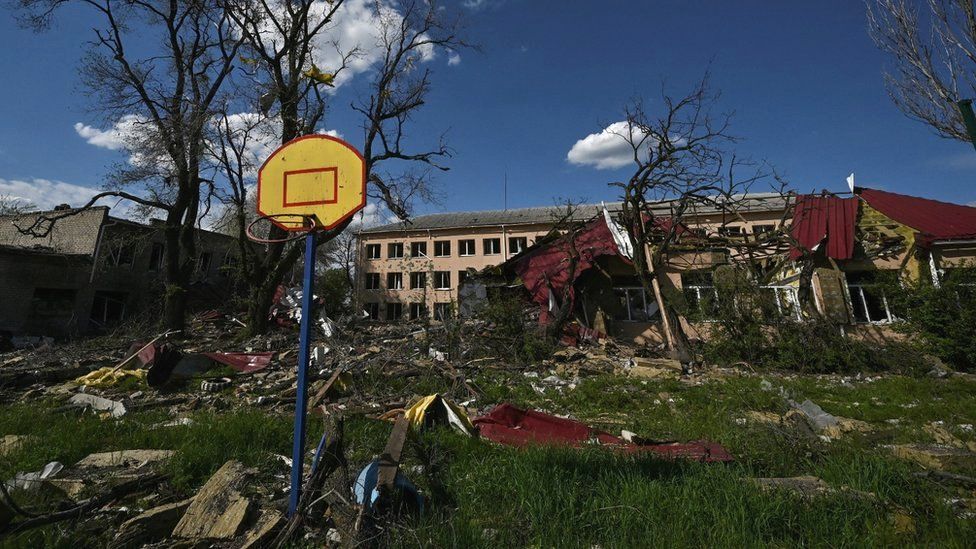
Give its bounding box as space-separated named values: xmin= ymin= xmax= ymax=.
xmin=0 ymin=177 xmax=107 ymax=211
xmin=73 ymin=115 xmax=146 ymax=151
xmin=447 ymin=52 xmax=461 ymax=66
xmin=251 ymin=0 xmax=439 ymax=91
xmin=566 ymin=121 xmax=648 ymax=170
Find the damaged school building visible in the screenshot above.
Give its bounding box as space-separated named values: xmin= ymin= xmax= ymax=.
xmin=0 ymin=205 xmax=236 ymax=340
xmin=356 ymin=187 xmax=976 ymax=343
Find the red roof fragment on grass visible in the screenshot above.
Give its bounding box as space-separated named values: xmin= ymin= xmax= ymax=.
xmin=473 ymin=403 xmax=734 ymax=463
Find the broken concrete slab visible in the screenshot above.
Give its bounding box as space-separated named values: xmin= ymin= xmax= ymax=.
xmin=632 ymin=357 xmax=682 ymax=371
xmin=113 ymin=497 xmax=194 ymax=547
xmin=0 ymin=435 xmax=30 ymax=456
xmin=74 ymin=449 xmax=175 ymax=469
xmin=751 ymin=476 xmax=833 ymax=497
xmin=173 ymin=460 xmax=252 ymax=540
xmin=239 ymin=508 xmax=284 ymax=549
xmin=629 ymin=364 xmax=676 ymax=380
xmin=889 ymin=444 xmax=976 ymax=470
xmin=923 ymin=422 xmax=976 ymax=453
xmin=68 ymin=392 xmax=127 ymax=418
xmin=750 ymin=476 xmax=875 ymax=500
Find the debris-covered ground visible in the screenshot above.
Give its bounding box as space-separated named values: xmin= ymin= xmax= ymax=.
xmin=1 ymin=314 xmax=975 ymax=547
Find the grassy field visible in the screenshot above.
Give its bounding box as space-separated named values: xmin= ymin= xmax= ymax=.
xmin=1 ymin=367 xmax=975 ymax=547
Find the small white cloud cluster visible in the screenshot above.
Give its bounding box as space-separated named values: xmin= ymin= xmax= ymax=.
xmin=566 ymin=121 xmax=649 ymax=170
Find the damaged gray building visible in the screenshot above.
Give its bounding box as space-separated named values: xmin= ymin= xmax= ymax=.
xmin=0 ymin=205 xmax=237 ymax=340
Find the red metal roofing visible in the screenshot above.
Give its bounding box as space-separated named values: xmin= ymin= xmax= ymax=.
xmin=858 ymin=188 xmax=976 ymax=245
xmin=513 ymin=215 xmax=624 ymax=322
xmin=789 ymin=195 xmax=858 ymax=260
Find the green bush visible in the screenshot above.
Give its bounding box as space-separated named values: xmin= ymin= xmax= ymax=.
xmin=475 ymin=293 xmax=552 ymax=364
xmin=883 ymin=267 xmax=976 ymax=371
xmin=700 ymin=267 xmax=915 ymax=373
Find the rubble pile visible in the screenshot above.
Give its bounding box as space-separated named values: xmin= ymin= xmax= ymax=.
xmin=0 ymin=306 xmax=973 ymax=545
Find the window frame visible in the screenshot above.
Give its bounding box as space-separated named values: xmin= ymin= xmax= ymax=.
xmin=410 ymin=241 xmax=428 ymax=258
xmin=508 ymin=236 xmax=527 ymax=255
xmin=410 ymin=271 xmax=427 ymax=290
xmin=434 ymin=240 xmax=451 ymax=257
xmin=387 ymin=242 xmax=404 ymax=259
xmin=364 ymin=272 xmax=380 ymax=290
xmin=366 ymin=243 xmax=381 ymax=260
xmin=386 ymin=272 xmax=403 ymax=290
xmin=459 ymin=239 xmax=476 ymax=256
xmin=434 ymin=271 xmax=451 ymax=290
xmin=483 ymin=238 xmax=501 ymax=255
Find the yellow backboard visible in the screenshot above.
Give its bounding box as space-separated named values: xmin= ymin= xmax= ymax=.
xmin=257 ymin=135 xmax=366 ymax=231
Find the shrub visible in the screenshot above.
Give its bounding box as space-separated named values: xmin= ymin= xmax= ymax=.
xmin=883 ymin=267 xmax=976 ymax=371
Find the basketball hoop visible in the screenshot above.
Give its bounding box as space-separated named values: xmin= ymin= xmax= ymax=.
xmin=254 ymin=134 xmax=367 ymax=518
xmin=246 ymin=213 xmax=320 ymax=244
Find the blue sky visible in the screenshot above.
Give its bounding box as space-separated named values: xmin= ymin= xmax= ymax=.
xmin=1 ymin=0 xmax=974 ymax=219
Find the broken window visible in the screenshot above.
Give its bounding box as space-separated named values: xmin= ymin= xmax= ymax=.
xmin=385 ymin=302 xmax=403 ymax=320
xmin=434 ymin=240 xmax=451 ymax=257
xmin=434 ymin=271 xmax=451 ymax=290
xmin=364 ymin=302 xmax=380 ymax=320
xmin=90 ymin=291 xmax=127 ymax=328
xmin=31 ymin=288 xmax=77 ymax=317
xmin=364 ymin=273 xmax=380 ymax=290
xmin=366 ymin=244 xmax=381 ymax=259
xmin=409 ymin=272 xmax=426 ymax=289
xmin=197 ymin=252 xmax=213 ymax=277
xmin=718 ymin=225 xmax=744 ymax=237
xmin=509 ymin=236 xmax=527 ymax=254
xmin=483 ymin=238 xmax=501 ymax=255
xmin=388 ymin=243 xmax=404 ymax=259
xmin=409 ymin=302 xmax=427 ymax=320
xmin=612 ymin=287 xmax=658 ymax=322
xmin=760 ymin=285 xmax=801 ymax=320
xmin=106 ymin=242 xmax=134 ymax=267
xmin=682 ymin=271 xmax=719 ymax=319
xmin=847 ymin=272 xmax=896 ymax=323
xmin=434 ymin=302 xmax=452 ymax=321
xmin=386 ymin=272 xmax=403 ymax=290
xmin=411 ymin=242 xmax=427 ymax=257
xmin=149 ymin=242 xmax=164 ymax=272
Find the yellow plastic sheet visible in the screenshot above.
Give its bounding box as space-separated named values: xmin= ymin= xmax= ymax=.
xmin=403 ymin=394 xmax=474 ymax=436
xmin=74 ymin=367 xmax=147 ymax=387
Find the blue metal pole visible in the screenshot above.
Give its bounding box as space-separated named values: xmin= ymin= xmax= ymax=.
xmin=288 ymin=232 xmax=317 ymax=517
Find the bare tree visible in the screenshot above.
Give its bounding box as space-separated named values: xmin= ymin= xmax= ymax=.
xmin=213 ymin=0 xmax=466 ymax=334
xmin=16 ymin=0 xmax=246 ymax=331
xmin=867 ymin=0 xmax=976 ymax=141
xmin=610 ymin=75 xmax=792 ymax=363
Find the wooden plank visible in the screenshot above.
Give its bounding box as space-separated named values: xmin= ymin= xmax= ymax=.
xmin=376 ymin=414 xmax=409 ymax=492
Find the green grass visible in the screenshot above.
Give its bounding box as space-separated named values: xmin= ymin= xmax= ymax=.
xmin=2 ymin=369 xmax=975 ymax=547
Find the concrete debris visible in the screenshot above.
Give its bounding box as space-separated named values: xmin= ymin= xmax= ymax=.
xmin=113 ymin=497 xmax=194 ymax=547
xmin=240 ymin=508 xmax=284 ymax=549
xmin=74 ymin=449 xmax=175 ymax=469
xmin=889 ymin=444 xmax=976 ymax=471
xmin=173 ymin=460 xmax=252 ymax=540
xmin=0 ymin=434 xmax=30 ymax=456
xmin=68 ymin=392 xmax=127 ymax=418
xmin=750 ymin=476 xmax=874 ymax=500
xmin=923 ymin=421 xmax=976 ymax=452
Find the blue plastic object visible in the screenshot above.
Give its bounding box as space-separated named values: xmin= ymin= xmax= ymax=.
xmin=353 ymin=459 xmax=424 ymax=514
